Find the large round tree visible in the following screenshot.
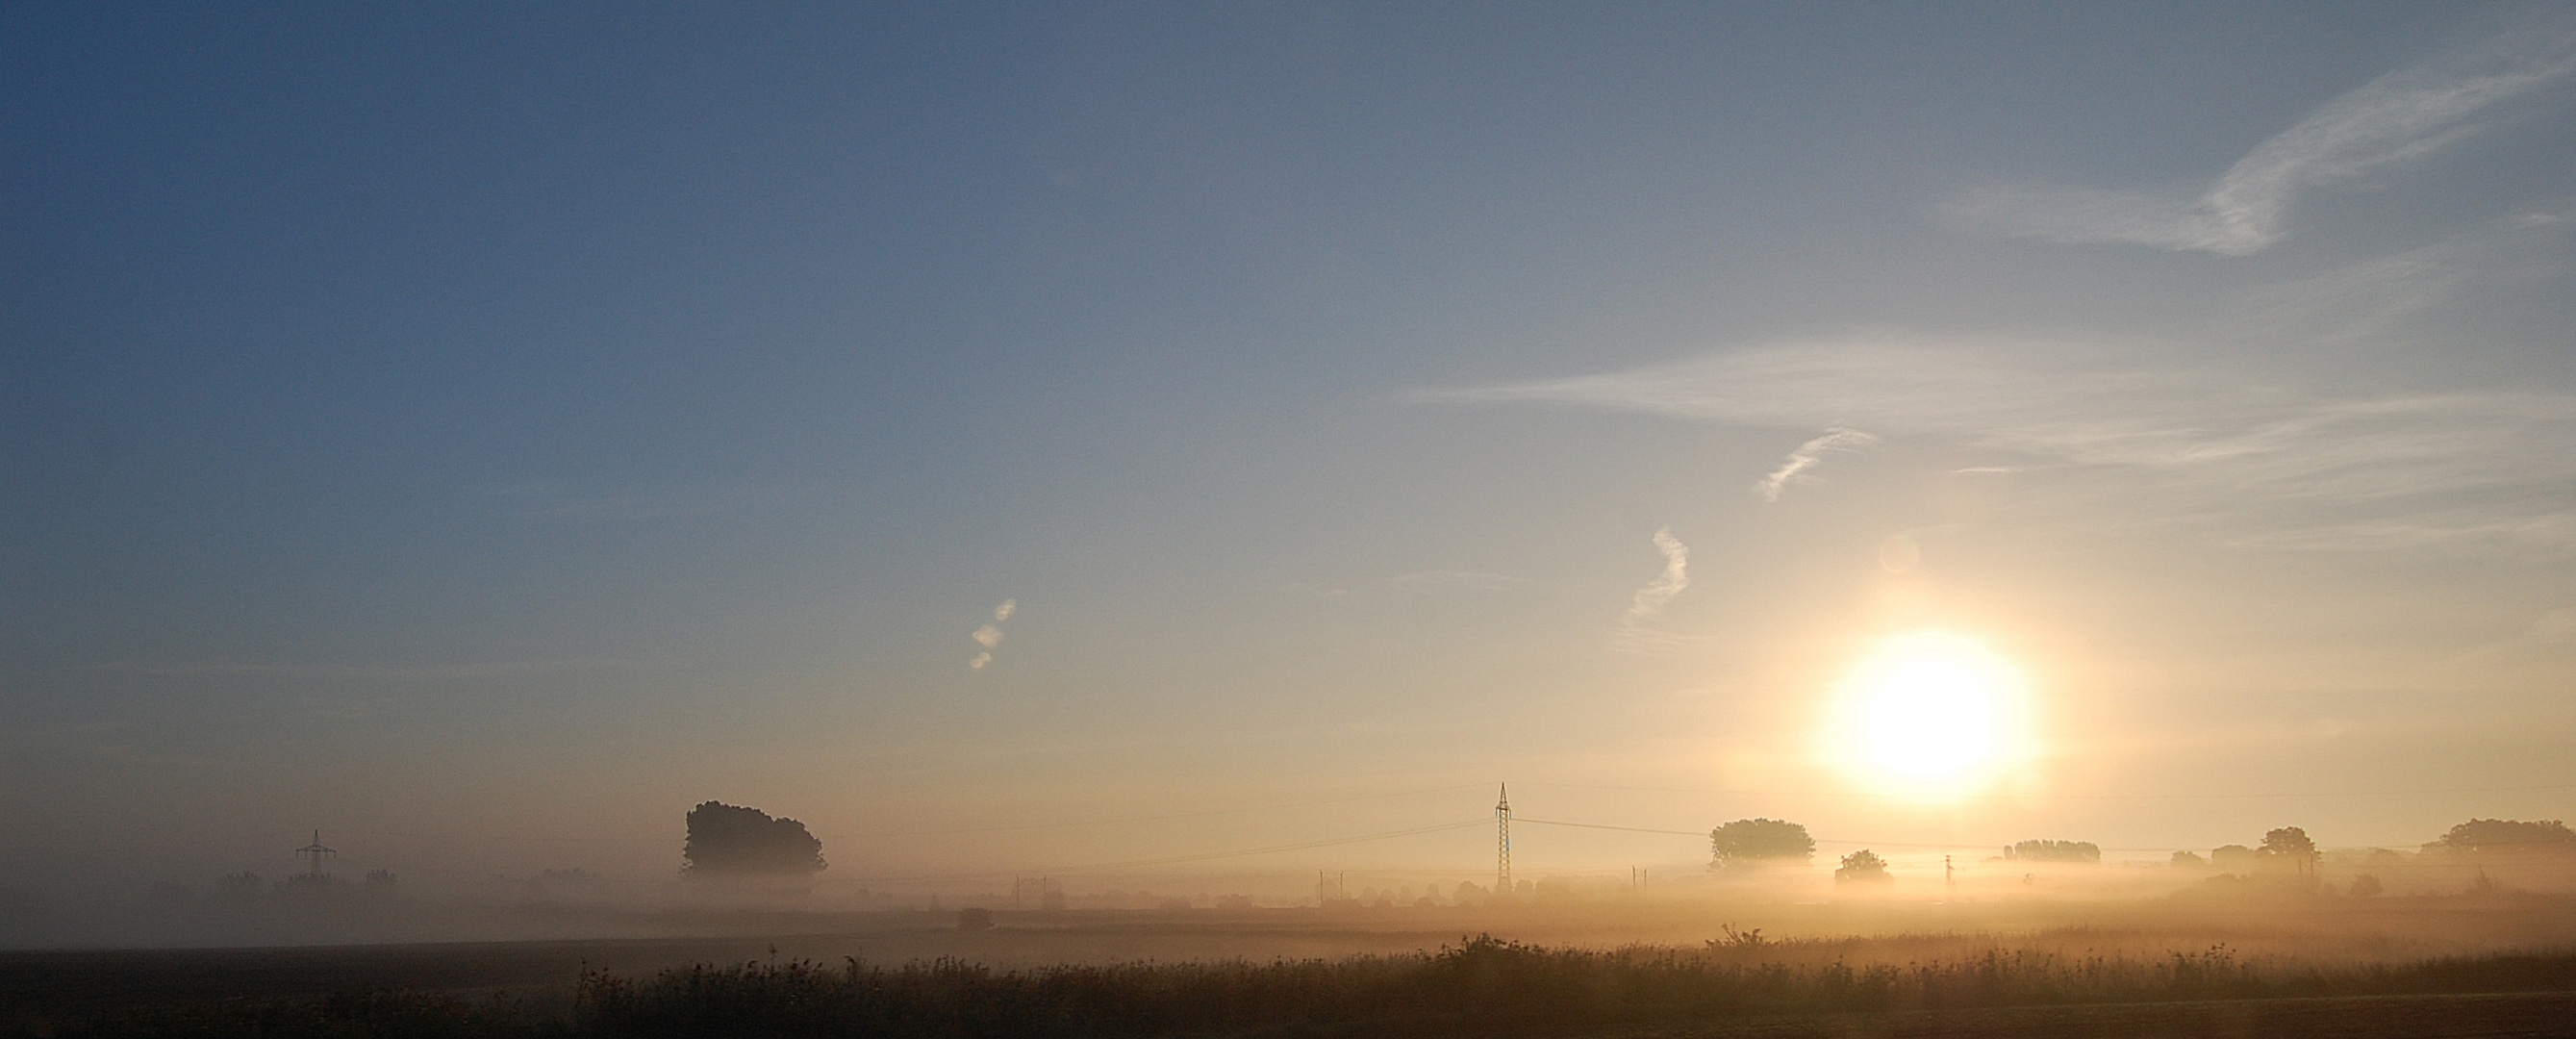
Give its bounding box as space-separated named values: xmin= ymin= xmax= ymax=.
xmin=1707 ymin=818 xmax=1815 ymax=871
xmin=684 ymin=801 xmax=826 ymax=879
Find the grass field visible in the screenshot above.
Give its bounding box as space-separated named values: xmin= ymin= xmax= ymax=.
xmin=8 ymin=899 xmax=2576 ymax=1037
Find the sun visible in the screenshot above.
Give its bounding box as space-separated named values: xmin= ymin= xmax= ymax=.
xmin=1828 ymin=632 xmax=2032 ymax=797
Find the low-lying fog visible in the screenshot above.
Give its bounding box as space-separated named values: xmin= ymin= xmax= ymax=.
xmin=11 ymin=841 xmax=2571 ymax=963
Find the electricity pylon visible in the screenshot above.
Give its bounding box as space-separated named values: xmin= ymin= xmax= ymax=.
xmin=293 ymin=830 xmax=337 ymax=878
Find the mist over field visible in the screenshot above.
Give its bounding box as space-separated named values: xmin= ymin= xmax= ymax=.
xmin=7 ymin=802 xmax=2574 ymax=957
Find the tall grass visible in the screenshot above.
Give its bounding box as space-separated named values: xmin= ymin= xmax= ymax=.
xmin=30 ymin=934 xmax=2576 ymax=1038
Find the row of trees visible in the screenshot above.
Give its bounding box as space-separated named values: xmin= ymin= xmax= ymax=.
xmin=2170 ymin=826 xmax=2319 ymax=874
xmin=1706 ymin=819 xmax=2091 ymax=881
xmin=2429 ymin=819 xmax=2575 ymax=853
xmin=1710 ymin=817 xmax=2573 ymax=885
xmin=672 ymin=805 xmax=2569 ymax=887
xmin=2005 ymin=840 xmax=2100 ymax=863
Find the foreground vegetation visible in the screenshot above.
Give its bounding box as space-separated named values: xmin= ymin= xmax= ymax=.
xmin=21 ymin=934 xmax=2576 ymax=1038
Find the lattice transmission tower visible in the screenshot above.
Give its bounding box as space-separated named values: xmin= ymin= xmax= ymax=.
xmin=293 ymin=830 xmax=337 ymax=878
xmin=1494 ymin=783 xmax=1511 ymax=894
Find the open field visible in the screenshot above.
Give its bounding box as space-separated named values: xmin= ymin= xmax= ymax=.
xmin=8 ymin=943 xmax=2574 ymax=1037
xmin=8 ymin=893 xmax=2576 ymax=1037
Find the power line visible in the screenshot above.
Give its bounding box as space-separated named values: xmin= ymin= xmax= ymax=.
xmin=819 ymin=819 xmax=1489 ymax=885
xmin=837 ymin=784 xmax=1490 ymax=839
xmin=351 ymin=784 xmax=1490 ymax=847
xmin=1054 ymin=820 xmax=1486 ymax=874
xmin=359 ymin=830 xmax=663 ymax=844
xmin=1515 ymin=816 xmax=2067 ymax=851
xmin=1514 ymin=817 xmax=1702 ymax=837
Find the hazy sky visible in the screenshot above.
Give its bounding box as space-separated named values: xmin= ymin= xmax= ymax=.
xmin=5 ymin=3 xmax=2573 ymax=892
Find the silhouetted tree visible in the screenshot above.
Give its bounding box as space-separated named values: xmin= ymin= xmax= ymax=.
xmin=2210 ymin=844 xmax=2258 ymax=873
xmin=1834 ymin=849 xmax=1891 ymax=884
xmin=683 ymin=801 xmax=826 ymax=879
xmin=2260 ymin=826 xmax=2317 ymax=879
xmin=2170 ymin=850 xmax=2208 ymax=869
xmin=2430 ymin=819 xmax=2576 ymax=854
xmin=2005 ymin=840 xmax=2101 ymax=863
xmin=2260 ymin=826 xmax=2315 ymax=857
xmin=1707 ymin=819 xmax=1815 ymax=870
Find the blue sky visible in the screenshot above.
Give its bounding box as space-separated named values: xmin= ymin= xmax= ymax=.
xmin=5 ymin=3 xmax=2573 ymax=892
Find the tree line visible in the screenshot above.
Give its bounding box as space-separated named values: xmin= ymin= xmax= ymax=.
xmin=1707 ymin=817 xmax=2572 ymax=886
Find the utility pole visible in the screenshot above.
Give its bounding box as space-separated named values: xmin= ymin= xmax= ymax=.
xmin=1495 ymin=783 xmax=1511 ymax=895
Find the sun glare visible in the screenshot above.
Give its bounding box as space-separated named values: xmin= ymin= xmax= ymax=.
xmin=1829 ymin=632 xmax=2032 ymax=797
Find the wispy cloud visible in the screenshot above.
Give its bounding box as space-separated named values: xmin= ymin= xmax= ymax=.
xmin=969 ymin=598 xmax=1018 ymax=671
xmin=1753 ymin=427 xmax=1879 ymax=501
xmin=1275 ymin=582 xmax=1357 ymax=597
xmin=1610 ymin=526 xmax=1694 ymax=653
xmin=1434 ymin=336 xmax=2576 ymax=555
xmin=2446 ymin=605 xmax=2576 ymax=668
xmin=77 ymin=658 xmax=651 ymax=681
xmin=2221 ymin=513 xmax=2576 ymax=554
xmin=1626 ymin=527 xmax=1689 ymax=622
xmin=1390 ymin=570 xmax=1533 ymax=592
xmin=2235 ymin=241 xmax=2468 ymax=341
xmin=1945 ymin=19 xmax=2576 ymax=254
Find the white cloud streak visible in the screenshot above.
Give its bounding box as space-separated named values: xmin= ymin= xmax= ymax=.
xmin=1627 ymin=526 xmax=1690 ymax=621
xmin=1945 ymin=20 xmax=2576 ymax=255
xmin=1434 ymin=336 xmax=2576 ymax=555
xmin=970 ymin=598 xmax=1017 ymax=671
xmin=1609 ymin=527 xmax=1696 ymax=654
xmin=1754 ymin=427 xmax=1879 ymax=501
